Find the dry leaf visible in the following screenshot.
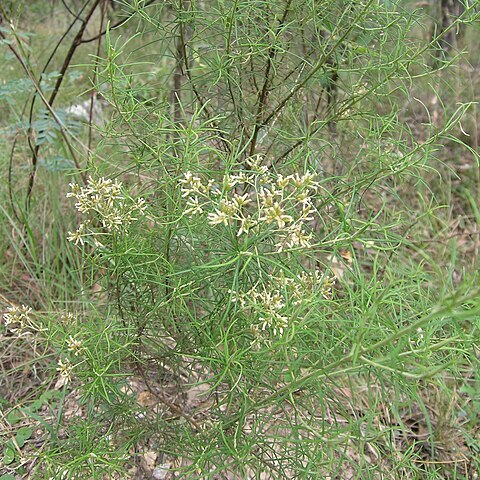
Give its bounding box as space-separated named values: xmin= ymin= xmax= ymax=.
xmin=137 ymin=390 xmax=156 ymax=407
xmin=186 ymin=382 xmax=211 ymax=408
xmin=140 ymin=450 xmax=158 ymax=472
xmin=340 ymin=250 xmax=353 ymax=263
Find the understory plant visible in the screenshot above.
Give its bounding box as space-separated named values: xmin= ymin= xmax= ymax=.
xmin=1 ymin=0 xmax=479 ymax=478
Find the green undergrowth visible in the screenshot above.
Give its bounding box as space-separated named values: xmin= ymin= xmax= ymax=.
xmin=1 ymin=0 xmax=479 ymax=479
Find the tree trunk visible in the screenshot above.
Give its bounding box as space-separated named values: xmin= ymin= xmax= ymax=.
xmin=437 ymin=0 xmax=465 ymax=57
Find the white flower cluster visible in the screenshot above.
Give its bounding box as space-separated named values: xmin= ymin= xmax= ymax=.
xmin=2 ymin=304 xmax=35 ymax=336
xmin=57 ymin=358 xmax=74 ymax=382
xmin=235 ymin=283 xmax=289 ymax=336
xmin=57 ymin=324 xmax=84 ymax=384
xmin=66 ymin=335 xmax=84 ymax=356
xmin=232 ymin=270 xmax=335 ymax=338
xmin=60 ymin=311 xmax=75 ymax=323
xmin=67 ymin=177 xmax=147 ymax=247
xmin=180 ymin=156 xmax=320 ymax=252
xmin=278 ymin=270 xmax=335 ymax=305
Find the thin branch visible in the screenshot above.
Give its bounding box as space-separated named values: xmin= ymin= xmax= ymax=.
xmin=274 ymin=2 xmax=477 ymax=164
xmin=136 ymin=362 xmax=201 ymax=431
xmin=88 ymin=0 xmax=109 ymax=153
xmin=79 ymin=0 xmax=157 ymax=44
xmin=24 ymin=0 xmax=91 ymax=207
xmin=177 ymin=0 xmax=231 ymax=153
xmin=248 ymin=0 xmax=293 ymax=157
xmin=8 ymin=131 xmax=24 ymax=224
xmin=61 ymin=0 xmax=82 ymax=18
xmin=262 ymin=0 xmax=374 ymax=129
xmin=23 ymin=0 xmax=101 ymax=209
xmin=224 ymin=0 xmax=244 ymax=132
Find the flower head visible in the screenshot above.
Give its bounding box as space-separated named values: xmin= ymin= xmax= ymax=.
xmin=3 ymin=304 xmax=34 ymax=335
xmin=67 ymin=336 xmax=84 ymax=356
xmin=67 ymin=176 xmax=146 ymax=247
xmin=178 ymin=164 xmax=320 ymax=249
xmin=57 ymin=358 xmax=74 ymax=382
xmin=208 ymin=208 xmax=231 ymax=226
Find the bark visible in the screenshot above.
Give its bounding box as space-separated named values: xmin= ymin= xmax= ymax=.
xmin=437 ymin=0 xmax=465 ymax=56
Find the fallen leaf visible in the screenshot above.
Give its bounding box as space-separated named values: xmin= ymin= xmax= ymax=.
xmin=140 ymin=450 xmax=157 ymax=472
xmin=137 ymin=391 xmax=156 ymax=407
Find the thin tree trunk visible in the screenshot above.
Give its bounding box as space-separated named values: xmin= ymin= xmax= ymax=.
xmin=436 ymin=0 xmax=465 ymax=59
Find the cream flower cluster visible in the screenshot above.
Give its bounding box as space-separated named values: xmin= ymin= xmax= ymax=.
xmin=234 ymin=282 xmax=289 ymax=336
xmin=66 ymin=335 xmax=84 ymax=356
xmin=57 ymin=358 xmax=74 ymax=382
xmin=232 ymin=270 xmax=335 ymax=338
xmin=180 ymin=157 xmax=320 ymax=251
xmin=58 ymin=333 xmax=84 ymax=384
xmin=2 ymin=304 xmax=36 ymax=336
xmin=67 ymin=177 xmax=146 ymax=247
xmin=3 ymin=305 xmax=83 ymax=383
xmin=278 ymin=270 xmax=335 ymax=305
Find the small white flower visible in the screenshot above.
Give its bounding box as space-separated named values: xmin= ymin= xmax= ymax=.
xmin=230 ymin=172 xmax=253 ymax=185
xmin=3 ymin=304 xmax=34 ymax=335
xmin=180 ymin=171 xmax=205 ymax=196
xmin=284 ymin=223 xmax=312 ymax=248
xmin=67 ymin=177 xmax=146 ymax=246
xmin=237 ymin=216 xmax=255 ymax=236
xmin=185 ymin=196 xmax=203 ymax=216
xmin=136 ymin=197 xmax=147 ymax=214
xmin=218 ymin=199 xmax=238 ymax=216
xmin=276 ymin=174 xmax=290 ymax=189
xmin=208 ymin=209 xmax=230 ymax=226
xmin=60 ymin=312 xmax=75 ymax=323
xmin=288 ymin=172 xmax=319 ymax=191
xmin=247 ymin=155 xmax=268 ymax=174
xmin=232 ymin=193 xmax=252 ymax=209
xmin=261 ymin=202 xmax=293 ymax=229
xmin=67 ymin=223 xmax=86 ymax=246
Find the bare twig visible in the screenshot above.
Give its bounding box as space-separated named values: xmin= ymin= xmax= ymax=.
xmin=176 ymin=0 xmax=232 ymax=153
xmin=88 ymin=0 xmax=109 ymax=153
xmin=24 ymin=0 xmax=101 ymax=209
xmin=248 ymin=0 xmax=293 ymax=157
xmin=136 ymin=363 xmax=201 ymax=431
xmin=8 ymin=131 xmax=24 ymax=224
xmin=79 ymin=0 xmax=157 ymax=44
xmin=262 ymin=0 xmax=374 ymax=130
xmin=22 ymin=0 xmax=92 ymax=210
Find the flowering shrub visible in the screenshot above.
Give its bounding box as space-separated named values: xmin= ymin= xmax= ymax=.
xmin=175 ymin=156 xmax=338 ymax=342
xmin=3 ymin=0 xmax=478 ymax=477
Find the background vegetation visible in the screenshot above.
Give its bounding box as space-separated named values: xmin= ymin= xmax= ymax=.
xmin=0 ymin=0 xmax=479 ymax=478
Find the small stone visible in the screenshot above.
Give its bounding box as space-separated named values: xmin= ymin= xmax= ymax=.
xmin=152 ymin=464 xmax=171 ymax=479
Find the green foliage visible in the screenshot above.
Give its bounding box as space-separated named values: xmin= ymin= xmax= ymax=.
xmin=1 ymin=0 xmax=479 ymax=478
